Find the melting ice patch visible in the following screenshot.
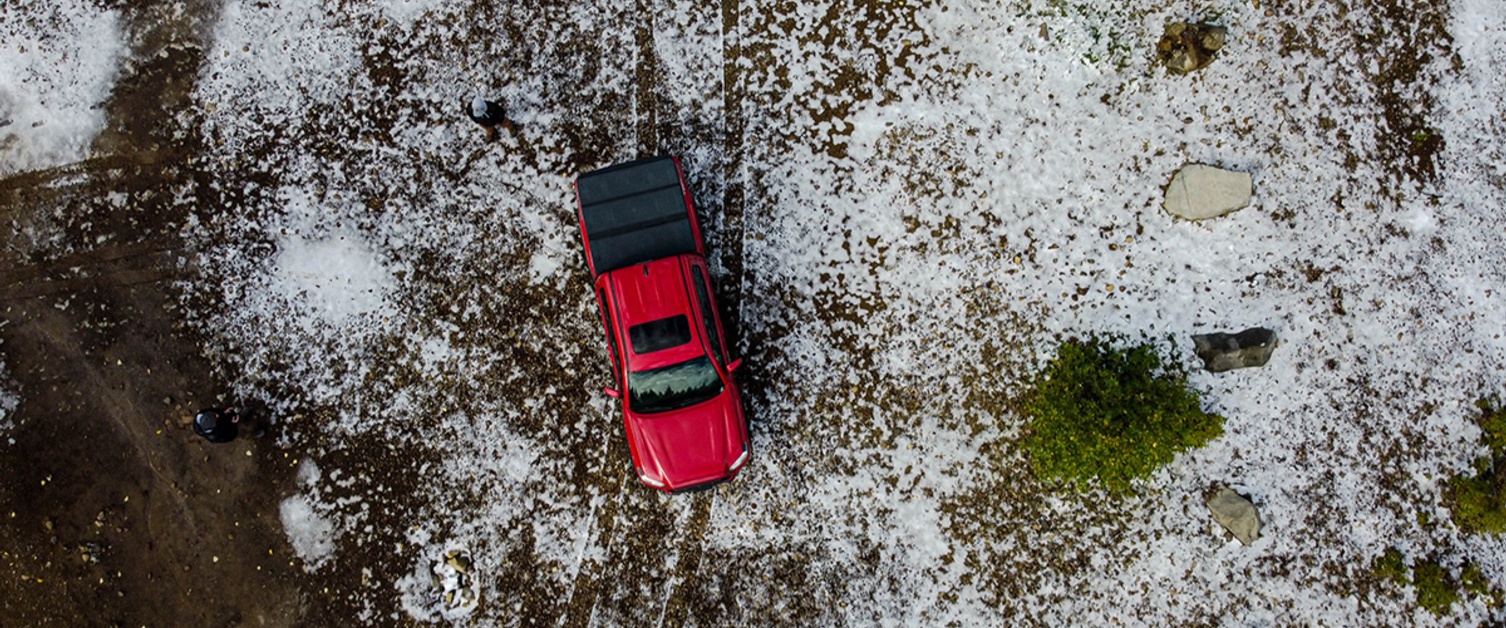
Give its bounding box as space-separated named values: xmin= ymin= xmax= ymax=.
xmin=0 ymin=2 xmax=125 ymax=176
xmin=280 ymin=494 xmax=336 ymax=569
xmin=181 ymin=182 xmax=414 ymax=417
xmin=279 ymin=459 xmax=372 ymax=571
xmin=0 ymin=356 xmax=18 ymax=442
xmin=270 ymin=230 xmax=397 ymax=333
xmin=280 ymin=460 xmax=338 ymax=569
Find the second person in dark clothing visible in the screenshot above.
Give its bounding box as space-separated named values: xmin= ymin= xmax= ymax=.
xmin=465 ymin=96 xmax=516 ymax=142
xmin=192 ymin=406 xmax=264 ymax=443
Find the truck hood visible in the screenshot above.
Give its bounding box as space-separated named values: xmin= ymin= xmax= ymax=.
xmin=626 ymin=391 xmax=744 ymax=489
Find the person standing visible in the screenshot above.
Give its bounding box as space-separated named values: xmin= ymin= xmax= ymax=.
xmin=192 ymin=406 xmax=264 ymax=443
xmin=465 ymin=96 xmax=517 ymax=142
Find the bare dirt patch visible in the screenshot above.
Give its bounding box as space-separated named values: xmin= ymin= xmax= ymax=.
xmin=0 ymin=0 xmax=306 ymax=624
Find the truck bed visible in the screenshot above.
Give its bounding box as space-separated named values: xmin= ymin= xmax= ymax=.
xmin=576 ymin=156 xmax=700 ymax=275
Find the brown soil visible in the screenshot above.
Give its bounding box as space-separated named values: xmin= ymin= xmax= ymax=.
xmin=0 ymin=0 xmax=306 ymax=625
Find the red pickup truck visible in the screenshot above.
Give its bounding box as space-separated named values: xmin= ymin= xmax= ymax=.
xmin=574 ymin=156 xmax=751 ymax=493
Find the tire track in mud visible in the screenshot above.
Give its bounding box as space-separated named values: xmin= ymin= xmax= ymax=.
xmin=634 ymin=0 xmax=661 ymax=156
xmin=0 ymin=153 xmax=164 ymax=198
xmin=718 ymin=0 xmax=748 ymax=352
xmin=549 ymin=3 xmax=670 ymax=619
xmin=0 ymin=241 xmax=180 ymax=301
xmin=558 ymin=1 xmax=742 ymax=622
xmin=558 ymin=475 xmax=626 ymax=626
xmin=653 ymin=493 xmax=715 ymax=627
xmin=0 ymin=266 xmax=179 ymax=301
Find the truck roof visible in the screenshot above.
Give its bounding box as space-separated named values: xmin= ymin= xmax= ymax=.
xmin=604 ymin=256 xmax=707 ymax=371
xmin=575 ymin=156 xmax=701 ymax=275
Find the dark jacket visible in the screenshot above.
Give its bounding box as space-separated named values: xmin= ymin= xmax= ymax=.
xmin=466 ymin=99 xmax=508 ymax=126
xmin=193 ymin=408 xmax=239 ymax=443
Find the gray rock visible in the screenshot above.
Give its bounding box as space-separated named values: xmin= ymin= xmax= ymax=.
xmin=1166 ymin=50 xmax=1199 ymax=74
xmin=78 ymin=542 xmax=104 ymax=564
xmin=1200 ymin=27 xmax=1228 ymax=52
xmin=1193 ymin=327 xmax=1278 ymax=372
xmin=1163 ymin=164 xmax=1253 ymax=220
xmin=445 ymin=550 xmax=471 ymax=574
xmin=1207 ymin=487 xmax=1263 ymax=545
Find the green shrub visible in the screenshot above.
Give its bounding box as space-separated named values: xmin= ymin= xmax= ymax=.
xmin=1414 ymin=561 xmax=1460 ymax=616
xmin=1023 ymin=335 xmax=1224 ymax=494
xmin=1448 ymin=398 xmax=1506 ymax=534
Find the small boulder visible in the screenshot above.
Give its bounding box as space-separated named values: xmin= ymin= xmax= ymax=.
xmin=1164 ymin=164 xmax=1253 ymax=220
xmin=444 ymin=548 xmax=472 ymax=574
xmin=1193 ymin=327 xmax=1278 ymax=372
xmin=431 ymin=547 xmax=480 ymax=612
xmin=1207 ymin=487 xmax=1263 ymax=545
xmin=1157 ymin=22 xmax=1228 ymax=74
xmin=1200 ymin=28 xmax=1228 ymax=52
xmin=1165 ymin=50 xmax=1199 ymax=74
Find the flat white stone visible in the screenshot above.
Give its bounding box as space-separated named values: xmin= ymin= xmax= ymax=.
xmin=1163 ymin=164 xmax=1253 ymax=220
xmin=1207 ymin=487 xmax=1263 ymax=545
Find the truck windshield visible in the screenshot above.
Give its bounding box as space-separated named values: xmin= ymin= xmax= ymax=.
xmin=628 ymin=356 xmax=724 ymax=414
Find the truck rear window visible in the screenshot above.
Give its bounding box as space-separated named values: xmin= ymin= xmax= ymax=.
xmin=629 ymin=315 xmax=691 ymax=354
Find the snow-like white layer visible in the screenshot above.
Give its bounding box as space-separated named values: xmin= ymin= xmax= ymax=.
xmin=278 ymin=459 xmax=357 ymax=571
xmin=0 ymin=2 xmax=125 ymax=176
xmin=280 ymin=493 xmax=336 ymax=569
xmin=265 ymin=191 xmax=398 ymax=335
xmin=178 ymin=0 xmax=1506 ymax=623
xmin=0 ymin=356 xmax=18 ymax=443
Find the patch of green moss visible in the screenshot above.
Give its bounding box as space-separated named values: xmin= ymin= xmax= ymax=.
xmin=1461 ymin=563 xmax=1504 ymax=609
xmin=1448 ymin=397 xmax=1506 ymax=534
xmin=1022 ymin=335 xmax=1223 ymax=494
xmin=1449 ymin=465 xmax=1506 ymax=534
xmin=1475 ymin=397 xmax=1506 ymax=452
xmin=1372 ymin=547 xmax=1408 ymax=585
xmin=1376 ymin=550 xmax=1500 ymax=615
xmin=1414 ymin=561 xmax=1460 ymax=616
xmin=1461 ymin=563 xmax=1489 ymax=597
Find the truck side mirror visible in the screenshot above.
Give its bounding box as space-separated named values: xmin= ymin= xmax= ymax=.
xmin=603 ymin=387 xmax=621 ymax=399
xmin=727 ymin=359 xmax=743 ymax=373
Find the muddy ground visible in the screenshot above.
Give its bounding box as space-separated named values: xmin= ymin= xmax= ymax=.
xmin=0 ymin=1 xmax=314 ymax=625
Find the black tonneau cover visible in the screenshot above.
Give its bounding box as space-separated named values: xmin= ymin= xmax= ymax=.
xmin=577 ymin=156 xmax=699 ymax=275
